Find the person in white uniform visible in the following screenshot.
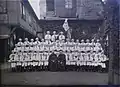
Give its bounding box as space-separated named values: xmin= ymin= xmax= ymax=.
xmin=59 ymin=32 xmax=65 ymax=43
xmin=75 ymin=39 xmax=80 ymax=52
xmin=44 ymin=40 xmax=50 ymax=52
xmin=90 ymin=39 xmax=95 ymax=52
xmin=50 ymin=40 xmax=56 ymax=51
xmin=74 ymin=51 xmax=79 ymax=71
xmin=15 ymin=38 xmax=24 ymax=52
xmin=65 ymin=42 xmax=71 ymax=71
xmin=40 ymin=39 xmax=45 ymax=52
xmin=9 ymin=50 xmax=16 ymax=62
xmin=95 ymin=39 xmax=101 ymax=53
xmin=29 ymin=39 xmax=35 ymax=52
xmin=9 ymin=50 xmax=16 ymax=72
xmin=70 ymin=39 xmax=75 ymax=52
xmin=51 ymin=31 xmax=58 ymax=42
xmin=85 ymin=39 xmax=91 ymax=53
xmin=34 ymin=38 xmax=41 ymax=52
xmin=80 ymin=39 xmax=85 ymax=53
xmin=45 ymin=31 xmax=51 ymax=44
xmin=23 ymin=38 xmax=30 ymax=52
xmin=65 ymin=38 xmax=71 ymax=52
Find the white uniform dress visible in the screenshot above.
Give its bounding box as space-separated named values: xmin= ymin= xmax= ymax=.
xmin=70 ymin=42 xmax=75 ymax=52
xmin=80 ymin=42 xmax=86 ymax=52
xmin=45 ymin=34 xmax=51 ymax=44
xmin=85 ymin=42 xmax=91 ymax=52
xmin=59 ymin=35 xmax=65 ymax=42
xmin=16 ymin=41 xmax=24 ymax=52
xmin=62 ymin=42 xmax=66 ymax=52
xmin=39 ymin=42 xmax=45 ymax=52
xmin=95 ymin=42 xmax=102 ymax=52
xmin=65 ymin=42 xmax=71 ymax=52
xmin=33 ymin=53 xmax=37 ymax=61
xmin=51 ymin=34 xmax=58 ymax=42
xmin=36 ymin=52 xmax=40 ymax=61
xmin=34 ymin=41 xmax=40 ymax=52
xmin=75 ymin=43 xmax=80 ymax=52
xmin=29 ymin=41 xmax=35 ymax=52
xmin=44 ymin=42 xmax=50 ymax=52
xmin=24 ymin=41 xmax=30 ymax=52
xmin=94 ymin=53 xmax=99 ymax=62
xmin=23 ymin=52 xmax=28 ymax=61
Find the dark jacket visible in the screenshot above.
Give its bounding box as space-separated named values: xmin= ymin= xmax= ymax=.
xmin=48 ymin=53 xmax=58 ymax=71
xmin=58 ymin=53 xmax=66 ymax=65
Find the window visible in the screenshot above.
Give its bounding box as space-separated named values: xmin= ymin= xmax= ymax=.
xmin=0 ymin=1 xmax=7 ymax=13
xmin=28 ymin=14 xmax=32 ymax=24
xmin=0 ymin=6 xmax=2 ymax=13
xmin=21 ymin=2 xmax=26 ymax=21
xmin=46 ymin=0 xmax=54 ymax=11
xmin=0 ymin=14 xmax=8 ymax=23
xmin=65 ymin=0 xmax=72 ymax=9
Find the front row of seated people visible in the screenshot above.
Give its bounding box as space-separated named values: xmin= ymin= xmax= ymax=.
xmin=9 ymin=45 xmax=108 ymax=72
xmin=9 ymin=50 xmax=108 ymax=72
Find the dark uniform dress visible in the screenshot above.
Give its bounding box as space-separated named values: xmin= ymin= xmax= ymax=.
xmin=57 ymin=53 xmax=66 ymax=71
xmin=48 ymin=53 xmax=58 ymax=71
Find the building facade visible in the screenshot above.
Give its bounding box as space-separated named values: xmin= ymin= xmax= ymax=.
xmin=39 ymin=0 xmax=103 ymax=40
xmin=102 ymin=0 xmax=120 ymax=85
xmin=0 ymin=0 xmax=43 ymax=62
xmin=39 ymin=0 xmax=103 ymax=20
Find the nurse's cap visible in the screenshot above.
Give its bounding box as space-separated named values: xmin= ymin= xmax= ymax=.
xmin=60 ymin=31 xmax=63 ymax=34
xmin=81 ymin=39 xmax=84 ymax=42
xmin=86 ymin=39 xmax=90 ymax=42
xmin=25 ymin=38 xmax=28 ymax=41
xmin=71 ymin=39 xmax=74 ymax=42
xmin=53 ymin=31 xmax=56 ymax=34
xmin=12 ymin=50 xmax=14 ymax=53
xmin=76 ymin=39 xmax=79 ymax=42
xmin=35 ymin=38 xmax=39 ymax=41
xmin=66 ymin=38 xmax=70 ymax=41
xmin=30 ymin=39 xmax=34 ymax=42
xmin=19 ymin=38 xmax=22 ymax=41
xmin=97 ymin=39 xmax=100 ymax=42
xmin=46 ymin=31 xmax=50 ymax=34
xmin=41 ymin=39 xmax=44 ymax=41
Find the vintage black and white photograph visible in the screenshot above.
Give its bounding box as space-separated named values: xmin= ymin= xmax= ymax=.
xmin=0 ymin=0 xmax=119 ymax=86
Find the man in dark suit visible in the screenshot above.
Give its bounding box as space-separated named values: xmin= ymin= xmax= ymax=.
xmin=48 ymin=51 xmax=58 ymax=71
xmin=57 ymin=50 xmax=66 ymax=71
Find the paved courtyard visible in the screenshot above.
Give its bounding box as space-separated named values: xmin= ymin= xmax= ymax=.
xmin=1 ymin=71 xmax=108 ymax=85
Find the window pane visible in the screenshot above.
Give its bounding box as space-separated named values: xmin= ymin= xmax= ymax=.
xmin=0 ymin=14 xmax=8 ymax=21
xmin=23 ymin=5 xmax=25 ymax=15
xmin=0 ymin=1 xmax=7 ymax=13
xmin=65 ymin=0 xmax=72 ymax=9
xmin=21 ymin=2 xmax=26 ymax=20
xmin=46 ymin=0 xmax=54 ymax=11
xmin=28 ymin=15 xmax=32 ymax=23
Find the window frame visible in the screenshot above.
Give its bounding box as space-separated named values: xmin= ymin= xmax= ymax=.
xmin=65 ymin=0 xmax=73 ymax=9
xmin=46 ymin=0 xmax=55 ymax=11
xmin=0 ymin=1 xmax=7 ymax=14
xmin=21 ymin=2 xmax=26 ymax=21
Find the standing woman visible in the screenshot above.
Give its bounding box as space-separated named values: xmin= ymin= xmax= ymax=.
xmin=57 ymin=50 xmax=66 ymax=71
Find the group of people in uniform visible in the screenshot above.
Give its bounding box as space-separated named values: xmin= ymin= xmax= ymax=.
xmin=8 ymin=31 xmax=109 ymax=72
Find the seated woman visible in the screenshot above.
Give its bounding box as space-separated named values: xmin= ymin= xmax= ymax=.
xmin=48 ymin=51 xmax=58 ymax=71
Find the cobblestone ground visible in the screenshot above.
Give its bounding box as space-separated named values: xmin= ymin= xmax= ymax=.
xmin=1 ymin=70 xmax=108 ymax=85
